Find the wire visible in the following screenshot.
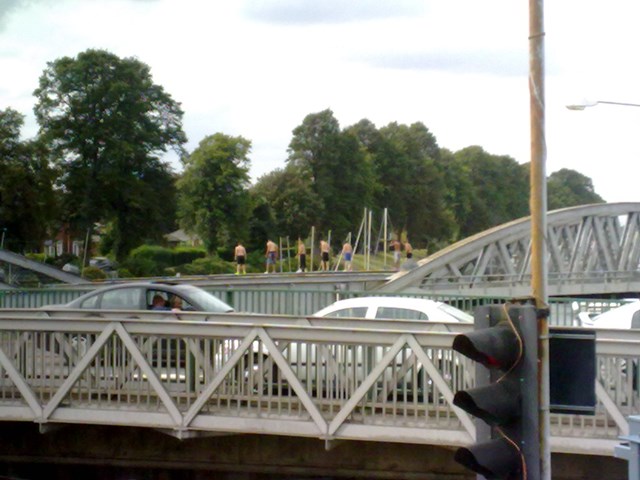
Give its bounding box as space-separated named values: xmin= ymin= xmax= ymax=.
xmin=496 ymin=302 xmax=527 ymax=479
xmin=496 ymin=426 xmax=527 ymax=480
xmin=496 ymin=303 xmax=523 ymax=382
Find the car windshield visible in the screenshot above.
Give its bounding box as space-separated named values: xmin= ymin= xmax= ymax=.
xmin=184 ymin=288 xmax=234 ymax=313
xmin=437 ymin=303 xmax=474 ymax=323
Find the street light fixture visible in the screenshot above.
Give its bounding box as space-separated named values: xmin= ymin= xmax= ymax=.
xmin=566 ymin=100 xmax=640 ymax=111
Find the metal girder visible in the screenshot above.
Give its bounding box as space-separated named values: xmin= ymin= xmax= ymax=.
xmin=380 ymin=202 xmax=640 ymax=296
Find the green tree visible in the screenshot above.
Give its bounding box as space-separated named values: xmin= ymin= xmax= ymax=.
xmin=375 ymin=121 xmax=454 ymax=247
xmin=33 ymin=49 xmax=186 ymax=260
xmin=251 ymin=166 xmax=323 ymax=240
xmin=177 ymin=133 xmax=251 ymax=254
xmin=547 ymin=168 xmax=604 ymax=210
xmin=288 ymin=109 xmax=374 ymax=243
xmin=0 ymin=108 xmax=57 ymax=252
xmin=452 ymin=146 xmax=529 ymax=237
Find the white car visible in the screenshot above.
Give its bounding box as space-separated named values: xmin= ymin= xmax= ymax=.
xmin=589 ymin=300 xmax=640 ymax=329
xmin=313 ymin=296 xmax=473 ymax=323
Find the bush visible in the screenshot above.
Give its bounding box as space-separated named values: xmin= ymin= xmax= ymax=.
xmin=82 ymin=266 xmax=107 ymax=281
xmin=120 ymin=257 xmax=158 ymax=277
xmin=173 ymin=246 xmax=207 ymax=265
xmin=26 ymin=253 xmax=47 ymax=263
xmin=117 ymin=267 xmax=134 ymax=279
xmin=175 ymin=257 xmax=234 ymax=275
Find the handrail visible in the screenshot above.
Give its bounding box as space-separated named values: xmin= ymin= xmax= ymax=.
xmin=0 ymin=309 xmax=638 ymax=456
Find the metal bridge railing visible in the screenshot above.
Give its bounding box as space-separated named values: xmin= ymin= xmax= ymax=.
xmin=0 ymin=287 xmax=625 ymax=326
xmin=0 ymin=309 xmax=637 ymax=456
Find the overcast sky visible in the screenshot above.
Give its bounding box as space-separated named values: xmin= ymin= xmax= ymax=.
xmin=1 ymin=0 xmax=639 ymax=203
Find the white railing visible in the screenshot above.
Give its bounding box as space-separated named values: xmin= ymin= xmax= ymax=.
xmin=0 ymin=309 xmax=637 ymax=456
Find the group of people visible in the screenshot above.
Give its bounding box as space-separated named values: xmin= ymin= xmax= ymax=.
xmin=231 ymin=237 xmax=412 ymax=274
xmin=390 ymin=239 xmax=413 ymax=270
xmin=151 ymin=294 xmax=183 ymax=311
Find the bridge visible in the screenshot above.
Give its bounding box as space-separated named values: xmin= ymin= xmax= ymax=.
xmin=381 ymin=202 xmax=640 ymax=298
xmin=0 ymin=309 xmax=636 ymax=464
xmin=0 ymin=248 xmax=83 ymax=288
xmin=2 ymin=203 xmax=640 ymax=300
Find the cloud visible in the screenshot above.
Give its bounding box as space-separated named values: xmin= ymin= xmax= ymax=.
xmin=357 ymin=49 xmax=527 ymax=77
xmin=241 ymin=0 xmax=424 ymax=25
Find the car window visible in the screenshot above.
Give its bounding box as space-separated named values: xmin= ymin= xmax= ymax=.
xmin=101 ymin=288 xmax=143 ymax=310
xmin=437 ymin=303 xmax=474 ymax=323
xmin=375 ymin=307 xmax=428 ymax=321
xmin=632 ymin=310 xmax=640 ymax=329
xmin=79 ymin=294 xmax=99 ymax=309
xmin=323 ymin=307 xmax=368 ymax=318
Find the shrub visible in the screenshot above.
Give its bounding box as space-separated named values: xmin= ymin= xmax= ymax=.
xmin=120 ymin=257 xmax=158 ymax=277
xmin=173 ymin=246 xmax=206 ymax=265
xmin=176 ymin=257 xmax=234 ymax=275
xmin=82 ymin=266 xmax=107 ymax=281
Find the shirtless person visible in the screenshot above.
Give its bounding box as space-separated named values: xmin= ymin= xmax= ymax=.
xmin=319 ymin=239 xmax=330 ymax=271
xmin=404 ymin=240 xmax=413 ymax=260
xmin=297 ymin=238 xmax=307 ymax=273
xmin=342 ymin=241 xmax=353 ymax=271
xmin=391 ymin=238 xmax=402 ymax=270
xmin=234 ymin=241 xmax=247 ymax=275
xmin=265 ymin=239 xmax=278 ymax=273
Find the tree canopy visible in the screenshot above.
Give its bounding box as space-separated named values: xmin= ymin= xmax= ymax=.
xmin=33 ymin=48 xmax=186 ymax=259
xmin=0 ymin=108 xmax=57 ymax=252
xmin=177 ymin=133 xmax=252 ymax=254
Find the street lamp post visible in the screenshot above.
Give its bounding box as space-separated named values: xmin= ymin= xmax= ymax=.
xmin=566 ymin=100 xmax=640 ymax=111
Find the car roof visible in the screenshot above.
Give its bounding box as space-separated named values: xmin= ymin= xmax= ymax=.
xmin=321 ymin=296 xmax=445 ymax=309
xmin=592 ymin=300 xmax=640 ymax=329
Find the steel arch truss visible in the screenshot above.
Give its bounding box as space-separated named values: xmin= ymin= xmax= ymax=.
xmin=382 ymin=203 xmax=640 ymax=296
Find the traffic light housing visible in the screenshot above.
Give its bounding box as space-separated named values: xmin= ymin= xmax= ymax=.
xmin=452 ymin=303 xmax=540 ymax=479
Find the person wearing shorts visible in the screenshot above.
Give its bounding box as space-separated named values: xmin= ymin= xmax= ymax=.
xmin=319 ymin=239 xmax=330 ymax=271
xmin=265 ymin=239 xmax=278 ymax=273
xmin=404 ymin=240 xmax=413 ymax=260
xmin=234 ymin=241 xmax=247 ymax=275
xmin=342 ymin=241 xmax=353 ymax=271
xmin=391 ymin=239 xmax=402 ymax=270
xmin=297 ymin=238 xmax=307 ymax=273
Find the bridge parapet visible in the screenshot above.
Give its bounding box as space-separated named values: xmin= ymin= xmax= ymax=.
xmin=0 ymin=309 xmax=637 ymax=456
xmin=382 ymin=202 xmax=640 ymax=297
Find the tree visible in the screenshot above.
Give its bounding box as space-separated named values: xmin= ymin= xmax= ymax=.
xmin=451 ymin=146 xmax=529 ymax=237
xmin=33 ymin=49 xmax=186 ymax=260
xmin=251 ymin=166 xmax=323 ymax=241
xmin=374 ymin=121 xmax=454 ymax=246
xmin=287 ymin=109 xmax=374 ymax=244
xmin=177 ymin=133 xmax=252 ymax=254
xmin=547 ymin=168 xmax=604 ymax=210
xmin=0 ymin=108 xmax=57 ymax=252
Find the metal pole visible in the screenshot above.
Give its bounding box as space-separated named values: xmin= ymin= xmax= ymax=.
xmin=529 ymin=1 xmax=550 ymax=479
xmin=383 ymin=208 xmax=388 ymax=269
xmin=310 ymin=226 xmax=315 ymax=272
xmin=368 ymin=208 xmax=373 ymax=271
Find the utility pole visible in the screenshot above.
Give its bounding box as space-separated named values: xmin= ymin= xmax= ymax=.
xmin=529 ymin=0 xmax=551 ymax=479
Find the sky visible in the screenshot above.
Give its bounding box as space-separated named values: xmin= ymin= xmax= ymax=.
xmin=1 ymin=0 xmax=639 ymax=204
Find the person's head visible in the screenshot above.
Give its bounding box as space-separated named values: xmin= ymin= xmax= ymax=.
xmin=152 ymin=294 xmax=165 ymax=307
xmin=171 ymin=296 xmax=183 ymax=309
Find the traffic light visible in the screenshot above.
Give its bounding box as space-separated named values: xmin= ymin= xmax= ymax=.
xmin=452 ymin=303 xmax=540 ymax=479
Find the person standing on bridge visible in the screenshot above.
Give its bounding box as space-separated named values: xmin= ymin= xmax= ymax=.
xmin=391 ymin=238 xmax=402 ymax=270
xmin=404 ymin=239 xmax=413 ymax=260
xmin=234 ymin=241 xmax=247 ymax=275
xmin=265 ymin=239 xmax=278 ymax=274
xmin=296 ymin=238 xmax=307 ymax=273
xmin=319 ymin=239 xmax=330 ymax=271
xmin=341 ymin=241 xmax=353 ymax=272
